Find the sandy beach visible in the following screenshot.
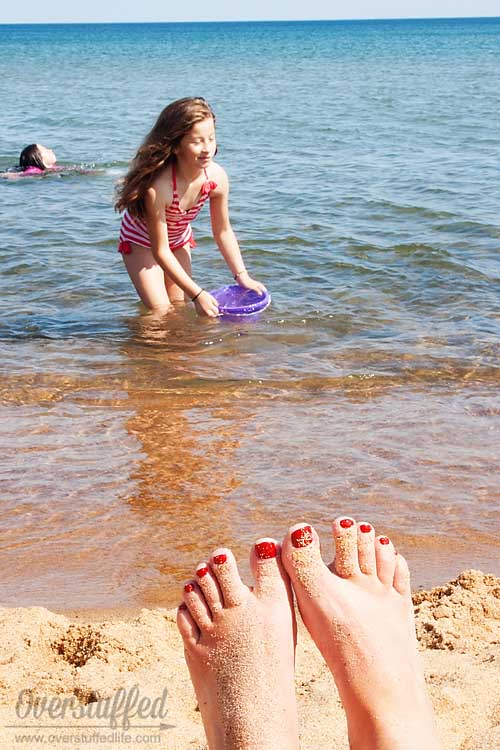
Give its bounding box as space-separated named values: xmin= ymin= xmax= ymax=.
xmin=0 ymin=569 xmax=498 ymax=749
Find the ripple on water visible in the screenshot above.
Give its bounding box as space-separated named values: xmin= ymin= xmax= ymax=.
xmin=1 ymin=18 xmax=500 ymax=606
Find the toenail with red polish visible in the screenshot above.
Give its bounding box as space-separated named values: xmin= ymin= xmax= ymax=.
xmin=196 ymin=566 xmax=209 ymax=578
xmin=213 ymin=553 xmax=227 ymax=565
xmin=179 ymin=603 xmax=187 ymax=610
xmin=379 ymin=536 xmax=390 ymax=545
xmin=291 ymin=525 xmax=313 ymax=548
xmin=255 ymin=540 xmax=277 ymax=560
xmin=339 ymin=518 xmax=354 ymax=529
xmin=184 ymin=583 xmax=195 ymax=593
xmin=360 ymin=523 xmax=372 ymax=533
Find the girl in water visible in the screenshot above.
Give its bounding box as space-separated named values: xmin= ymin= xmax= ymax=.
xmin=115 ymin=97 xmax=266 ymax=317
xmin=1 ymin=144 xmax=97 ymax=178
xmin=19 ymin=143 xmax=57 ymax=174
xmin=0 ymin=143 xmax=58 ymax=178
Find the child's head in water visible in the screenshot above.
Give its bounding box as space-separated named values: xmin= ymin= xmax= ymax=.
xmin=19 ymin=144 xmax=57 ymax=171
xmin=115 ymin=97 xmax=216 ymax=219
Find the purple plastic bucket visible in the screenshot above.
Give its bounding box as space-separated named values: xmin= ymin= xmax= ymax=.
xmin=209 ymin=284 xmax=271 ymax=317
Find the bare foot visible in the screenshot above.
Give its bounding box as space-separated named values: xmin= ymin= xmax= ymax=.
xmin=282 ymin=518 xmax=442 ymax=750
xmin=177 ymin=539 xmax=299 ymax=750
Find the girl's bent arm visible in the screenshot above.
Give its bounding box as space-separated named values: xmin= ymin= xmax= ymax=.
xmin=145 ymin=186 xmax=219 ymax=316
xmin=210 ymin=170 xmax=266 ymax=294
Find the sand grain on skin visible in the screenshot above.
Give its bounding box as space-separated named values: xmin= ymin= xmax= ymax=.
xmin=0 ymin=571 xmax=497 ymax=749
xmin=214 ymin=630 xmax=288 ymax=746
xmin=332 ymin=531 xmax=358 ymax=577
xmin=290 ymin=549 xmax=324 ymax=596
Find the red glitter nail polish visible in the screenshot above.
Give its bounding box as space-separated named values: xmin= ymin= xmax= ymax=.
xmin=360 ymin=523 xmax=372 ymax=534
xmin=196 ymin=566 xmax=209 ymax=578
xmin=213 ymin=553 xmax=227 ymax=565
xmin=184 ymin=582 xmax=195 ymax=593
xmin=379 ymin=536 xmax=390 ymax=545
xmin=339 ymin=518 xmax=354 ymax=529
xmin=255 ymin=540 xmax=277 ymax=560
xmin=291 ymin=525 xmax=313 ymax=548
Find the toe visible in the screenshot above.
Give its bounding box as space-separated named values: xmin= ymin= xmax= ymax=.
xmin=251 ymin=538 xmax=290 ymax=600
xmin=375 ymin=534 xmax=397 ymax=585
xmin=195 ymin=562 xmax=224 ymax=617
xmin=332 ymin=516 xmax=360 ymax=578
xmin=357 ymin=521 xmax=377 ymax=575
xmin=210 ymin=548 xmax=248 ymax=608
xmin=183 ymin=581 xmax=214 ymax=630
xmin=281 ymin=522 xmax=329 ymax=598
xmin=176 ymin=602 xmax=200 ymax=647
xmin=393 ymin=552 xmax=412 ymax=598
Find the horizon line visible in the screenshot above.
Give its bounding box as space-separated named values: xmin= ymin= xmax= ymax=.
xmin=1 ymin=15 xmax=499 ymax=26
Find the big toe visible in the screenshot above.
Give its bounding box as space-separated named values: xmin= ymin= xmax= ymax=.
xmin=281 ymin=523 xmax=330 ymax=599
xmin=250 ymin=538 xmax=291 ymax=601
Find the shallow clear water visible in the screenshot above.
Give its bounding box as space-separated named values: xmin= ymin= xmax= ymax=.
xmin=0 ymin=19 xmax=499 ymax=608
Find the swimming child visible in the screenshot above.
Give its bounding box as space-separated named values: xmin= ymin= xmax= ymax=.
xmin=0 ymin=143 xmax=58 ymax=178
xmin=0 ymin=144 xmax=96 ymax=179
xmin=114 ymin=97 xmax=266 ymax=317
xmin=19 ymin=143 xmax=57 ymax=174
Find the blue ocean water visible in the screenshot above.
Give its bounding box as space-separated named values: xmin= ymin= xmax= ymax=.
xmin=0 ymin=19 xmax=499 ymax=608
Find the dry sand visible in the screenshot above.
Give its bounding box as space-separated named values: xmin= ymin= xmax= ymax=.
xmin=0 ymin=569 xmax=498 ymax=749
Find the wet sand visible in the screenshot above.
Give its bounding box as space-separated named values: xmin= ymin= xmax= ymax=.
xmin=1 ymin=363 xmax=499 ymax=611
xmin=0 ymin=570 xmax=498 ymax=749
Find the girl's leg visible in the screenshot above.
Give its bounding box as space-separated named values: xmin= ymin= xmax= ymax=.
xmin=164 ymin=245 xmax=192 ymax=304
xmin=121 ymin=243 xmax=171 ymax=311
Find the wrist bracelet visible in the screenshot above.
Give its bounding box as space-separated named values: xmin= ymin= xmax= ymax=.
xmin=234 ymin=269 xmax=247 ymax=280
xmin=191 ymin=289 xmax=203 ymax=302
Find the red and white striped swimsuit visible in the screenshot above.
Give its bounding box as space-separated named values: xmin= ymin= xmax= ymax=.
xmin=118 ymin=165 xmax=217 ymax=255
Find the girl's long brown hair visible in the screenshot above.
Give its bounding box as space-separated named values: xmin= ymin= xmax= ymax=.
xmin=114 ymin=97 xmax=215 ymax=218
xmin=19 ymin=144 xmax=45 ymax=170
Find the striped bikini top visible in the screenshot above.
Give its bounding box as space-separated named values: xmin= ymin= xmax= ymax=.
xmin=165 ymin=165 xmax=217 ymax=249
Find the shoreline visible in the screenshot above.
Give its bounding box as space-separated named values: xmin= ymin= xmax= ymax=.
xmin=0 ymin=569 xmax=498 ymax=749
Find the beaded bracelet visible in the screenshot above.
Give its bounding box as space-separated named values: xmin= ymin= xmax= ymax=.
xmin=234 ymin=269 xmax=247 ymax=280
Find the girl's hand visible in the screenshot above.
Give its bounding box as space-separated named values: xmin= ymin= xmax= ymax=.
xmin=236 ymin=271 xmax=267 ymax=296
xmin=193 ymin=289 xmax=220 ymax=318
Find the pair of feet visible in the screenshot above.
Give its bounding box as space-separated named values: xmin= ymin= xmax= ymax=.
xmin=177 ymin=516 xmax=441 ymax=749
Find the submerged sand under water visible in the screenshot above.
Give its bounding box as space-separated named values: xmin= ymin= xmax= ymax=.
xmin=1 ymin=335 xmax=499 ymax=609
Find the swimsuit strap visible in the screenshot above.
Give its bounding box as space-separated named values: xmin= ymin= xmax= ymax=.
xmin=172 ymin=164 xmax=217 ymax=202
xmin=202 ymin=167 xmax=218 ymax=195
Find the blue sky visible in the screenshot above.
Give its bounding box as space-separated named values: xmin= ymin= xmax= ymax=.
xmin=2 ymin=1 xmax=499 ymax=24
